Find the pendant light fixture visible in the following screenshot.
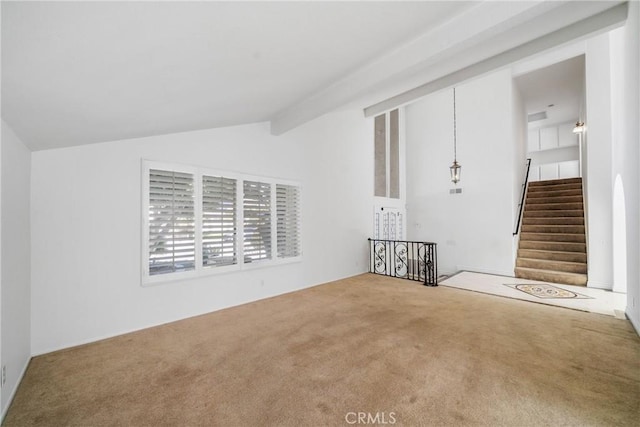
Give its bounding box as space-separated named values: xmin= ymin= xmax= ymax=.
xmin=450 ymin=87 xmax=462 ymax=184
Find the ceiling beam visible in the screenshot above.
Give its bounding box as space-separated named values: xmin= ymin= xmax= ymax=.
xmin=269 ymin=0 xmax=562 ymax=135
xmin=363 ymin=2 xmax=628 ymax=118
xmin=270 ymin=1 xmax=626 ymax=135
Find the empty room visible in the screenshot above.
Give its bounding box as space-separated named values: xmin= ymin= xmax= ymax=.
xmin=1 ymin=1 xmax=639 ymax=426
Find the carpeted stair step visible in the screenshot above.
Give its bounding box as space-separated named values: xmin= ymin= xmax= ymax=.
xmin=516 ymin=257 xmax=587 ymax=274
xmin=522 ymin=217 xmax=584 ymax=226
xmin=525 ymin=202 xmax=584 ymax=211
xmin=521 ymin=224 xmax=585 ymax=234
xmin=526 ymin=188 xmax=583 ymax=198
xmin=523 ymin=209 xmax=584 ymax=218
xmin=517 ymin=249 xmax=587 ymax=263
xmin=527 ymin=183 xmax=583 ymax=193
xmin=519 ymin=240 xmax=586 ymax=253
xmin=515 ymin=266 xmax=588 ymax=286
xmin=526 ymin=195 xmax=584 ymax=205
xmin=516 ymin=178 xmax=587 ymax=286
xmin=520 ymin=232 xmax=586 ymax=243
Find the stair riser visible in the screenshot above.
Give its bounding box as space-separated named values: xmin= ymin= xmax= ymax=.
xmin=525 ymin=203 xmax=583 ymax=211
xmin=526 ymin=189 xmax=583 ymax=198
xmin=526 ymin=196 xmax=584 ymax=205
xmin=518 ymin=249 xmax=587 ymax=263
xmin=521 ymin=225 xmax=585 ymax=234
xmin=516 ymin=258 xmax=587 ymax=274
xmin=523 ymin=217 xmax=584 ymax=225
xmin=521 ymin=233 xmax=586 ymax=243
xmin=519 ymin=241 xmax=586 ymax=253
xmin=515 ymin=268 xmax=587 ymax=286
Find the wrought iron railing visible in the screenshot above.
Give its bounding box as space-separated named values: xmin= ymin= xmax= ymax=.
xmin=513 ymin=158 xmax=532 ymax=236
xmin=368 ymin=239 xmax=438 ymax=286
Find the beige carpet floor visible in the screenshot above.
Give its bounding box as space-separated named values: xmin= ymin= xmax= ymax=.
xmin=4 ymin=274 xmax=640 ymax=426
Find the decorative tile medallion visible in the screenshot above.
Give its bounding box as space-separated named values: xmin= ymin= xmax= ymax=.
xmin=505 ymin=283 xmax=592 ymax=299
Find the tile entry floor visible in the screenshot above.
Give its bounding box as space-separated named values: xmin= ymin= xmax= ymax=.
xmin=440 ymin=271 xmax=627 ymax=318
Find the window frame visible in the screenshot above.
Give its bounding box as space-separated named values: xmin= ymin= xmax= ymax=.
xmin=141 ymin=160 xmax=302 ymax=286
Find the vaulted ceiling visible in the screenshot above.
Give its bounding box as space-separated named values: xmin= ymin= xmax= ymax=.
xmin=0 ymin=1 xmax=626 ymax=151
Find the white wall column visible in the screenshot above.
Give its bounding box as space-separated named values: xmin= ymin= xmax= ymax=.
xmin=584 ymin=34 xmax=614 ymax=289
xmin=609 ymin=2 xmax=640 ymax=327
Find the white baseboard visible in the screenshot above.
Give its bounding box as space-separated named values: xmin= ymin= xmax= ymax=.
xmin=0 ymin=356 xmax=31 ymax=424
xmin=626 ymin=308 xmax=640 ymax=336
xmin=587 ymin=280 xmax=613 ymax=290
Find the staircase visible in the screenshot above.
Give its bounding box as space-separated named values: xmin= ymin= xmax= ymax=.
xmin=515 ymin=177 xmax=587 ymax=286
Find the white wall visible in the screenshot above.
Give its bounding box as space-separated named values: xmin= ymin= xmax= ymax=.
xmin=584 ymin=33 xmax=614 ymax=289
xmin=295 ymin=109 xmax=373 ymax=284
xmin=610 ymin=1 xmax=640 ymax=327
xmin=31 ymin=111 xmax=372 ymax=355
xmin=405 ymin=69 xmax=516 ymax=276
xmin=527 ymin=121 xmax=580 ymax=181
xmin=1 ymin=121 xmax=31 ymax=417
xmin=0 ymin=116 xmax=3 ymax=416
xmin=512 ymin=80 xmax=527 ymax=261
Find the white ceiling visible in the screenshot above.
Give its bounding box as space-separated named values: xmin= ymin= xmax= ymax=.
xmin=1 ymin=1 xmax=624 ymax=151
xmin=515 ymin=54 xmax=586 ymax=129
xmin=1 ymin=0 xmax=475 ymax=150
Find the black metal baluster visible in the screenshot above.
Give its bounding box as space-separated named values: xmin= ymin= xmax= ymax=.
xmin=385 ymin=241 xmax=390 ymax=277
xmin=413 ymin=242 xmax=418 ymax=281
xmin=368 ymin=238 xmax=437 ymax=286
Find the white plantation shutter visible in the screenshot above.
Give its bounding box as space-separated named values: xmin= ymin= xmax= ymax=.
xmin=143 ymin=161 xmax=302 ymax=283
xmin=148 ymin=169 xmax=195 ymax=275
xmin=202 ymin=175 xmax=237 ymax=267
xmin=276 ymin=184 xmax=301 ymax=258
xmin=243 ymin=180 xmax=272 ymax=262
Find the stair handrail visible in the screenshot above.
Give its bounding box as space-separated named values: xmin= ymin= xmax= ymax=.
xmin=513 ymin=158 xmax=532 ymax=236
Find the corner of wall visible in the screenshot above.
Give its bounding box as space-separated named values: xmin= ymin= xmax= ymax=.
xmin=0 ymin=120 xmax=32 ymax=418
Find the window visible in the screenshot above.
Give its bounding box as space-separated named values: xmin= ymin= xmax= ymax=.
xmin=374 ymin=109 xmax=400 ymax=199
xmin=374 ymin=114 xmax=386 ymax=197
xmin=276 ymin=184 xmax=301 ymax=258
xmin=243 ymin=180 xmax=272 ymax=262
xmin=142 ymin=161 xmax=301 ymax=284
xmin=148 ymin=169 xmax=195 ymax=275
xmin=202 ymin=175 xmax=237 ymax=268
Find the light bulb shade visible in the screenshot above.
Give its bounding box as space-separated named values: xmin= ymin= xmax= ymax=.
xmin=573 ymin=121 xmax=585 ymax=133
xmin=450 ymin=160 xmax=461 ymax=184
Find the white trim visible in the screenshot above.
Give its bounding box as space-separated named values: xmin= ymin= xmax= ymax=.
xmin=236 ymin=176 xmax=245 ymax=269
xmin=586 ymin=280 xmax=613 ymax=290
xmin=626 ymin=309 xmax=640 ymax=337
xmin=0 ymin=357 xmax=30 ymax=424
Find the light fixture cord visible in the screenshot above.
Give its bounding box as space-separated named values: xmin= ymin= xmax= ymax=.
xmin=453 ymin=87 xmax=457 ymax=162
